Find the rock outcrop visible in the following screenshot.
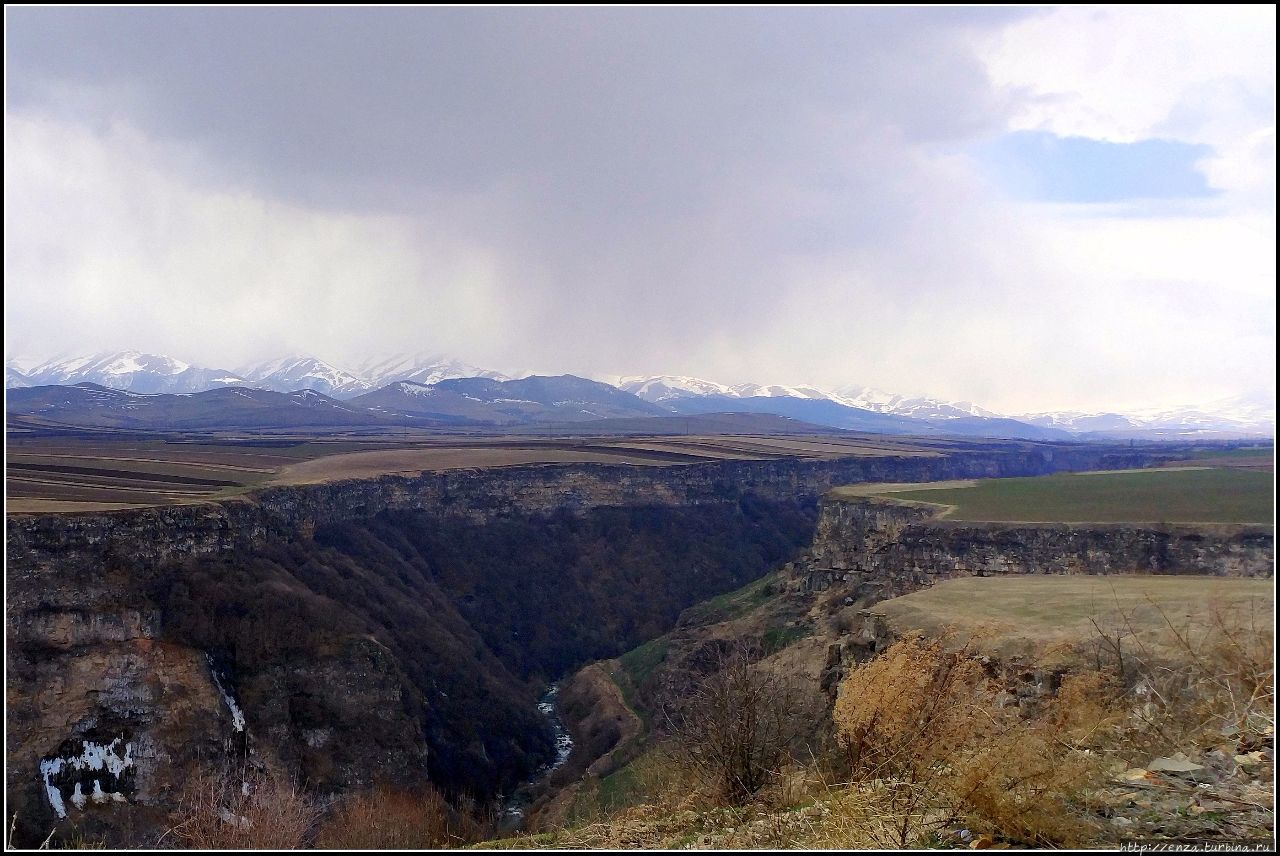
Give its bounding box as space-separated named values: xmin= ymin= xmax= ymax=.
xmin=791 ymin=495 xmax=1273 ymax=700
xmin=793 ymin=496 xmax=1274 ymax=606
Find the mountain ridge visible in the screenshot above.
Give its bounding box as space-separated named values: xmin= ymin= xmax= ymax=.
xmin=6 ymin=353 xmax=1273 ymax=438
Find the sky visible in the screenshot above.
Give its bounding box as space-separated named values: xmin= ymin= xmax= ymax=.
xmin=4 ymin=6 xmax=1275 ymax=413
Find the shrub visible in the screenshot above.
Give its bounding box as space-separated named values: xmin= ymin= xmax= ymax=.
xmin=662 ymin=644 xmax=802 ymax=805
xmin=315 ymin=784 xmax=489 ymax=849
xmin=164 ymin=764 xmax=320 ymax=850
xmin=832 ymin=634 xmax=1102 ymax=847
xmin=1085 ymin=594 xmax=1274 ymax=754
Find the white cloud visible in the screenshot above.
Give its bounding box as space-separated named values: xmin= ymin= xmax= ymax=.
xmin=3 ymin=115 xmax=513 ymax=370
xmin=982 ymin=5 xmax=1276 ymax=202
xmin=4 ymin=8 xmax=1274 ymax=415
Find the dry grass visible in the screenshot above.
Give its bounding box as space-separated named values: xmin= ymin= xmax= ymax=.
xmin=828 ymin=479 xmax=977 ymax=499
xmin=315 ymin=784 xmax=490 ymax=849
xmin=832 ymin=633 xmax=1106 ymax=847
xmin=1087 ymin=594 xmax=1275 ymax=752
xmin=162 ymin=764 xmax=321 ymax=850
xmin=273 ymin=447 xmax=680 ymax=483
xmin=874 ymin=576 xmax=1273 ymax=665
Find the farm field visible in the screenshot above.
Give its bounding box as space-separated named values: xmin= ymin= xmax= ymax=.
xmin=874 ymin=575 xmax=1274 ymax=663
xmin=1166 ymin=444 xmax=1274 ymax=472
xmin=864 ymin=468 xmax=1274 ymax=524
xmin=5 ymin=432 xmax=942 ymax=512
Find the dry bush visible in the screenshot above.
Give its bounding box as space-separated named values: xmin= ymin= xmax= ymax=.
xmin=164 ymin=763 xmax=321 ymax=850
xmin=661 ymin=644 xmax=804 ymax=806
xmin=832 ymin=633 xmax=1103 ymax=847
xmin=1087 ymin=595 xmax=1274 ymax=752
xmin=315 ymin=784 xmax=488 ymax=849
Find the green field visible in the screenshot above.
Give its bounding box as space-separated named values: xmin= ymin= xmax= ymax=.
xmin=883 ymin=468 xmax=1274 ymax=524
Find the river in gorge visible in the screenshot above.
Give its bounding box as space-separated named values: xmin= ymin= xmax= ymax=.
xmin=498 ymin=683 xmax=574 ymax=830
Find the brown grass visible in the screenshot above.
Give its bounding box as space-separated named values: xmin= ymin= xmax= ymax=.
xmin=273 ymin=447 xmax=681 ymax=483
xmin=832 ymin=633 xmax=1104 ymax=847
xmin=315 ymin=784 xmax=489 ymax=849
xmin=162 ymin=764 xmax=321 ymax=850
xmin=874 ymin=576 xmax=1273 ymax=665
xmin=1087 ymin=594 xmax=1275 ymax=752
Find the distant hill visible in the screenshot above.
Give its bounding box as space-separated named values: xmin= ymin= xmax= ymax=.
xmin=535 ymin=411 xmax=848 ymax=436
xmin=5 ymin=384 xmax=395 ymax=430
xmin=349 ymin=375 xmax=668 ymax=424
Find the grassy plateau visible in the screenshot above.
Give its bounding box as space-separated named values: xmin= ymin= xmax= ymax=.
xmin=877 ymin=468 xmax=1273 ymax=524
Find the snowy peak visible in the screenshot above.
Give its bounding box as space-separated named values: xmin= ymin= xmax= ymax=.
xmin=1021 ymin=394 xmax=1276 ymax=437
xmin=833 ymin=385 xmax=1000 ymax=420
xmin=356 ymin=353 xmax=510 ymax=388
xmin=620 ymin=375 xmax=1003 ymax=422
xmin=236 ymin=356 xmax=368 ymax=396
xmin=619 ymin=375 xmax=738 ymax=402
xmin=5 ymin=351 xmax=512 ymax=397
xmin=348 ymin=374 xmax=666 ymax=424
xmin=6 ymin=363 xmax=32 ymax=389
xmin=22 ymin=351 xmax=244 ymax=394
xmin=731 ymin=383 xmax=830 ymax=400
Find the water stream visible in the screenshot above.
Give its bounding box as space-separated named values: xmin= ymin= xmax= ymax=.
xmin=498 ymin=683 xmax=574 ymax=829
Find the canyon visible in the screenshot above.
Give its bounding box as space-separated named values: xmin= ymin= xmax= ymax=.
xmin=2 ymin=440 xmax=1254 ymax=846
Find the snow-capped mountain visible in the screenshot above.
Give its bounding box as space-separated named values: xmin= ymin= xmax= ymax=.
xmin=620 ymin=375 xmax=999 ymax=421
xmin=1022 ymin=393 xmax=1275 ymax=438
xmin=6 ymin=353 xmax=1272 ymax=438
xmin=620 ymin=376 xmax=841 ymax=404
xmin=356 ymin=353 xmax=510 ymax=388
xmin=22 ymin=351 xmax=246 ymax=394
xmin=834 ymin=385 xmax=1000 ymax=420
xmin=6 ymin=361 xmax=32 ymax=389
xmin=5 ymin=351 xmax=513 ymax=399
xmin=235 ymin=356 xmax=370 ymax=397
xmin=348 ymin=375 xmax=667 ymax=423
xmin=730 ymin=383 xmax=832 ymax=400
xmin=618 ymin=375 xmax=738 ymax=402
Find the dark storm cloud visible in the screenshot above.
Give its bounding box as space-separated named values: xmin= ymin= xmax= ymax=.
xmin=8 ymin=6 xmax=1022 ymax=215
xmin=7 ymin=7 xmax=1271 ymax=411
xmin=7 ymin=7 xmax=1032 ymax=375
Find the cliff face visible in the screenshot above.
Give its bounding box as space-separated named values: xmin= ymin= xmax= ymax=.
xmin=4 ymin=444 xmax=1173 ymax=845
xmin=793 ymin=497 xmax=1275 ymax=606
xmin=6 ymin=445 xmax=1161 ymax=575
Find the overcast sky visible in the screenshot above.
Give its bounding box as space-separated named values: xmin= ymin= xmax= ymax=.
xmin=4 ymin=6 xmax=1275 ymax=412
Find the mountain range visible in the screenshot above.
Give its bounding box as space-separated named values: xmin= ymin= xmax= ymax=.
xmin=5 ymin=351 xmax=1274 ymax=439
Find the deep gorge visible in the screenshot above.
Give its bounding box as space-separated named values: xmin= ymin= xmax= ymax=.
xmin=5 ymin=443 xmax=1179 ymax=845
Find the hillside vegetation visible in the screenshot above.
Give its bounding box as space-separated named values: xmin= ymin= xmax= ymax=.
xmin=491 ymin=574 xmax=1274 ymax=849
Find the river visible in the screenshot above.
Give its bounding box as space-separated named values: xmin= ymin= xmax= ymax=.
xmin=498 ymin=683 xmax=574 ymax=829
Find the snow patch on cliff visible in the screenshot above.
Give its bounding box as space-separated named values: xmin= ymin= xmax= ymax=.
xmin=39 ymin=737 xmax=134 ymax=819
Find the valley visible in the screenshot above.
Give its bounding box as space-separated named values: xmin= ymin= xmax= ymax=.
xmin=7 ymin=430 xmax=1234 ymax=847
xmin=511 ymin=453 xmax=1273 ymax=848
xmin=8 ymin=7 xmax=1274 ymax=850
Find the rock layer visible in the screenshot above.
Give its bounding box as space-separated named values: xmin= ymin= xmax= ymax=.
xmin=793 ymin=496 xmax=1274 ymax=604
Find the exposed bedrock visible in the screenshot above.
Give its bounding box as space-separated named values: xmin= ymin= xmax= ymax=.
xmin=792 ymin=496 xmax=1275 ymax=607
xmin=6 ymin=445 xmax=1166 ymax=574
xmin=5 ymin=444 xmax=1174 ymax=844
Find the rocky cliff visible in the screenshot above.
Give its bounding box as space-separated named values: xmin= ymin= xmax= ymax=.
xmin=792 ymin=495 xmax=1274 ymax=606
xmin=5 ymin=443 xmax=1174 ymax=845
xmin=7 ymin=444 xmax=1163 ymax=575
